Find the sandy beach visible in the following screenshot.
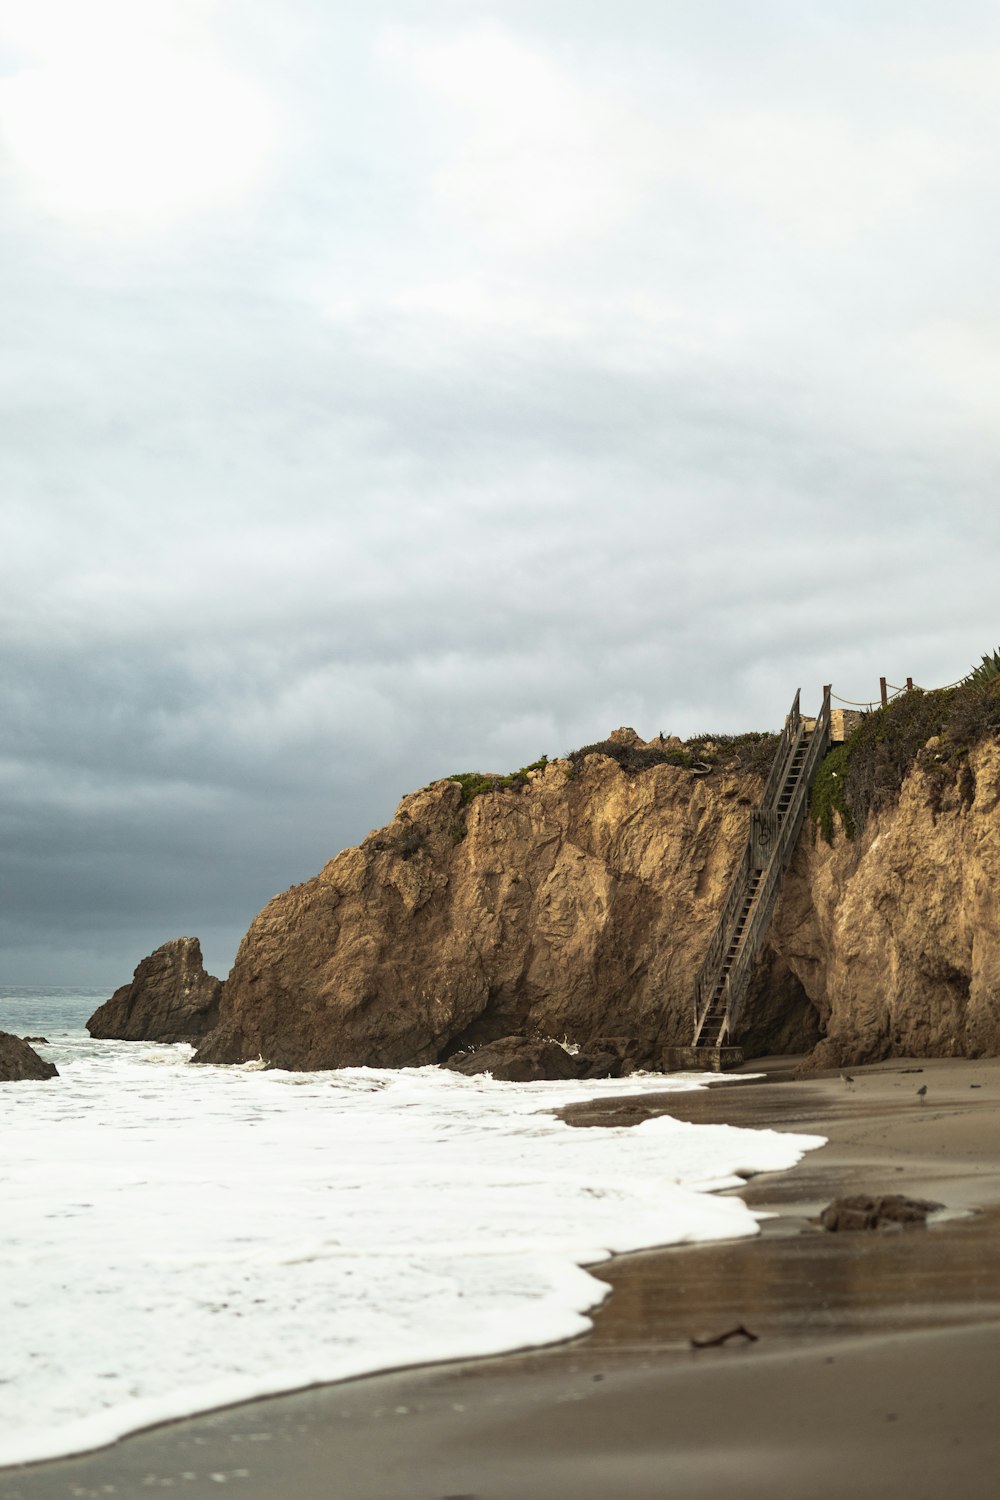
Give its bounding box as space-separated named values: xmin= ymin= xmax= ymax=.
xmin=4 ymin=1055 xmax=1000 ymax=1500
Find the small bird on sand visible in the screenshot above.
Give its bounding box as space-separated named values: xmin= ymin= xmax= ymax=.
xmin=916 ymin=1084 xmax=928 ymax=1103
xmin=841 ymin=1072 xmax=854 ymax=1088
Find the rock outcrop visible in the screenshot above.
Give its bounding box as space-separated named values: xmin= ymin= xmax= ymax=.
xmin=818 ymin=1195 xmax=942 ymax=1231
xmin=186 ymin=723 xmax=999 ymax=1075
xmin=443 ymin=1035 xmax=638 ymax=1082
xmin=769 ymin=738 xmax=1000 ymax=1069
xmin=444 ymin=1037 xmax=590 ymax=1082
xmin=88 ymin=937 xmax=222 ymax=1043
xmin=193 ymin=753 xmax=804 ymax=1070
xmin=0 ymin=1032 xmax=58 ymax=1081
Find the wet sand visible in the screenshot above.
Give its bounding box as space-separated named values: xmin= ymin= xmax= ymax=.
xmin=4 ymin=1056 xmax=1000 ymax=1499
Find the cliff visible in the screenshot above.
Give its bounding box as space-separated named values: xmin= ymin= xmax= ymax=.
xmin=88 ymin=937 xmax=222 ymax=1043
xmin=770 ymin=735 xmax=1000 ymax=1068
xmin=133 ymin=691 xmax=998 ymax=1074
xmin=193 ymin=736 xmax=812 ymax=1070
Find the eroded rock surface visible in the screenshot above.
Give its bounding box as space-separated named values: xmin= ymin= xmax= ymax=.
xmin=194 ymin=754 xmax=795 ymax=1070
xmin=87 ymin=937 xmax=222 ymax=1043
xmin=188 ymin=730 xmax=1000 ymax=1074
xmin=771 ymin=738 xmax=1000 ymax=1069
xmin=0 ymin=1032 xmax=58 ymax=1081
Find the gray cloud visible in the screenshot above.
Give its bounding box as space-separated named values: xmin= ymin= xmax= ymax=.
xmin=2 ymin=2 xmax=998 ymax=984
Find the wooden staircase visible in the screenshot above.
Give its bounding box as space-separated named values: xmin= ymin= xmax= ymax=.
xmin=686 ymin=687 xmax=832 ymax=1066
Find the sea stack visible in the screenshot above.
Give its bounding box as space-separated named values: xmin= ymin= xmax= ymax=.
xmin=87 ymin=937 xmax=222 ymax=1044
xmin=0 ymin=1032 xmax=58 ymax=1081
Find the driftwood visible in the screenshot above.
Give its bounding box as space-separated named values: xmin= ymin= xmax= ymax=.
xmin=689 ymin=1323 xmax=759 ymax=1349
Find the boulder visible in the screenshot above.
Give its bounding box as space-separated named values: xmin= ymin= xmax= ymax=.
xmin=443 ymin=1037 xmax=584 ymax=1082
xmin=819 ymin=1194 xmax=942 ymax=1231
xmin=443 ymin=1034 xmax=638 ymax=1082
xmin=0 ymin=1032 xmax=58 ymax=1081
xmin=87 ymin=937 xmax=222 ymax=1043
xmin=574 ymin=1036 xmax=640 ymax=1079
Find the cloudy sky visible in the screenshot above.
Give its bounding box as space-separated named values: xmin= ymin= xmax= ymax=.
xmin=3 ymin=0 xmax=999 ymax=986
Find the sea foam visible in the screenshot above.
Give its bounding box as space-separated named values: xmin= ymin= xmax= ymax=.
xmin=0 ymin=1031 xmax=823 ymax=1467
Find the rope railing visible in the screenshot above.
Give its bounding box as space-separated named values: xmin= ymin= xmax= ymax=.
xmin=830 ymin=690 xmax=893 ymax=708
xmin=830 ymin=666 xmax=977 ymax=710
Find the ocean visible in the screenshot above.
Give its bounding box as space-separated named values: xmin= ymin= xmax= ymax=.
xmin=0 ymin=987 xmax=824 ymax=1468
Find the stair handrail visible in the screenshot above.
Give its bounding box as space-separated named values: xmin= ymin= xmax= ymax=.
xmin=719 ymin=687 xmax=832 ymax=1040
xmin=692 ymin=687 xmax=803 ymax=1035
xmin=691 ymin=687 xmax=832 ymax=1049
xmin=692 ymin=842 xmax=752 ymax=1033
xmin=759 ymin=689 xmax=801 ymax=811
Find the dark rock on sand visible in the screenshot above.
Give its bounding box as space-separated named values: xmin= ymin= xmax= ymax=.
xmin=0 ymin=1032 xmax=58 ymax=1081
xmin=444 ymin=1037 xmax=585 ymax=1082
xmin=87 ymin=937 xmax=222 ymax=1044
xmin=575 ymin=1035 xmax=640 ymax=1079
xmin=819 ymin=1194 xmax=943 ymax=1231
xmin=443 ymin=1034 xmax=637 ymax=1082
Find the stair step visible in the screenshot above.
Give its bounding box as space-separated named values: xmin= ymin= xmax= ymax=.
xmin=692 ymin=693 xmax=827 ymax=1047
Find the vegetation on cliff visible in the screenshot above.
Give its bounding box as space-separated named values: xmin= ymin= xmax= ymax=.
xmin=445 ymin=759 xmax=550 ymax=805
xmin=811 ymin=676 xmax=1000 ymax=843
xmin=967 ymin=646 xmax=1000 ymax=684
xmin=565 ymin=731 xmax=778 ymax=778
xmin=442 ymin=732 xmax=779 ymax=809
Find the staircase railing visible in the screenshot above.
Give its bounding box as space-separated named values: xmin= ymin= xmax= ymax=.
xmin=691 ymin=686 xmax=831 ymax=1048
xmin=720 ymin=687 xmax=830 ymax=1040
xmin=692 ymin=843 xmax=752 ymax=1035
xmin=759 ymin=688 xmax=801 ymax=812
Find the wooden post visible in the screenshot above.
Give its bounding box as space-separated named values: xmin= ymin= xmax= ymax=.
xmin=906 ymin=676 xmax=914 ymax=691
xmin=880 ymin=676 xmax=888 ymax=708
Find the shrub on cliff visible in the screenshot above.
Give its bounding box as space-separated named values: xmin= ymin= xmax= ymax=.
xmin=811 ymin=677 xmax=1000 ymax=841
xmin=445 ymin=759 xmax=550 ymax=805
xmin=965 ymin=646 xmax=1000 ymax=684
xmin=442 ymin=731 xmax=778 ymax=806
xmin=566 ymin=731 xmax=777 ymax=778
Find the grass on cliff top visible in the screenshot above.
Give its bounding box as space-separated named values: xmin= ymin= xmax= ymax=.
xmin=565 ymin=730 xmax=779 ymax=778
xmin=444 ymin=759 xmax=551 ymax=806
xmin=442 ymin=732 xmax=778 ymax=809
xmin=810 ymin=677 xmax=1000 ymax=842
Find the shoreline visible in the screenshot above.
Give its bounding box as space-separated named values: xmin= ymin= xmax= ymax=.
xmin=4 ymin=1055 xmax=1000 ymax=1498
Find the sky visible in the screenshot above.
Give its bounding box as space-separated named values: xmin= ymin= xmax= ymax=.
xmin=2 ymin=0 xmax=999 ymax=986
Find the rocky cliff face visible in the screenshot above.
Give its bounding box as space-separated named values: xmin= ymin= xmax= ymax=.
xmin=88 ymin=937 xmax=222 ymax=1043
xmin=769 ymin=737 xmax=1000 ymax=1068
xmin=186 ymin=725 xmax=999 ymax=1074
xmin=194 ymin=749 xmax=809 ymax=1070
